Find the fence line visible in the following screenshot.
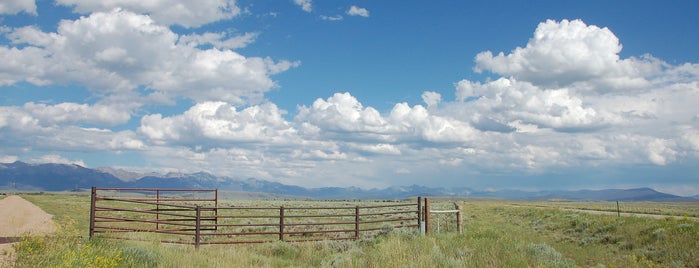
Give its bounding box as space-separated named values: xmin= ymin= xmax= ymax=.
xmin=89 ymin=187 xmax=425 ymax=247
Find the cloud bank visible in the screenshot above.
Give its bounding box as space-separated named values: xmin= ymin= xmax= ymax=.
xmin=1 ymin=10 xmax=697 ymax=193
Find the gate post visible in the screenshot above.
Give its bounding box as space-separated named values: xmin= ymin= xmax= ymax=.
xmin=279 ymin=206 xmax=285 ymax=241
xmin=195 ymin=206 xmax=201 ymax=249
xmin=354 ymin=206 xmax=360 ymax=239
xmin=455 ymin=202 xmax=463 ymax=234
xmin=89 ymin=186 xmax=96 ymax=239
xmin=424 ymin=198 xmax=430 ymax=234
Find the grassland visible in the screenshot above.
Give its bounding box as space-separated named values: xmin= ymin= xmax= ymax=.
xmin=9 ymin=193 xmax=699 ymax=267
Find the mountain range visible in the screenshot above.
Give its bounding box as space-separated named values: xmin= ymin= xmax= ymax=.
xmin=1 ymin=161 xmax=696 ymax=201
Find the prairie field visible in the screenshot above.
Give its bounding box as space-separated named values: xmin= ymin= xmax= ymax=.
xmin=7 ymin=193 xmax=699 ymax=267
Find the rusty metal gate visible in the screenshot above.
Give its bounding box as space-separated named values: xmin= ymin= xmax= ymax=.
xmin=89 ymin=187 xmax=426 ymax=247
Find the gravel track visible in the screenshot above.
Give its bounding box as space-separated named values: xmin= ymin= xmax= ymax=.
xmin=0 ymin=195 xmax=57 ymax=267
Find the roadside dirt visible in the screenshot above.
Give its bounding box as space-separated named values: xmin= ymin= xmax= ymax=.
xmin=0 ymin=195 xmax=57 ymax=267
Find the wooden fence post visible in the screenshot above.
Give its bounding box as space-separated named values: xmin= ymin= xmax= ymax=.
xmin=424 ymin=198 xmax=430 ymax=234
xmin=89 ymin=186 xmax=96 ymax=239
xmin=195 ymin=206 xmax=201 ymax=249
xmin=616 ymin=201 xmax=620 ymax=217
xmin=454 ymin=202 xmax=463 ymax=234
xmin=279 ymin=206 xmax=285 ymax=241
xmin=355 ymin=206 xmax=360 ymax=239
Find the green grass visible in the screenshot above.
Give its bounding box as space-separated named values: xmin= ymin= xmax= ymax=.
xmin=11 ymin=194 xmax=699 ymax=267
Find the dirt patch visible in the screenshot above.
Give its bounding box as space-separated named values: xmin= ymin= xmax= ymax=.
xmin=0 ymin=195 xmax=57 ymax=267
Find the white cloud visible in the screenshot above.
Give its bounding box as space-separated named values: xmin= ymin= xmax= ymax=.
xmin=347 ymin=6 xmax=369 ymax=17
xmin=55 ymin=0 xmax=241 ymax=27
xmin=296 ymin=92 xmax=387 ymax=133
xmin=350 ymin=143 xmax=401 ymax=155
xmin=320 ymin=15 xmax=343 ymax=21
xmin=0 ymin=155 xmax=18 ymax=163
xmin=2 ymin=9 xmax=297 ymax=105
xmin=23 ymin=102 xmax=132 ymax=126
xmin=474 ymin=19 xmax=660 ymax=92
xmin=296 ymin=92 xmax=477 ymax=143
xmin=421 ymin=91 xmax=441 ymax=108
xmin=179 ymin=32 xmax=259 ymax=50
xmin=31 ymin=154 xmax=86 ymax=167
xmin=0 ymin=0 xmax=36 ymax=15
xmin=646 ymin=138 xmax=677 ymax=165
xmin=292 ymin=0 xmax=312 ymax=13
xmin=0 ymin=105 xmax=146 ymax=152
xmin=139 ymin=102 xmax=298 ymax=146
xmin=454 ymin=77 xmax=621 ymax=132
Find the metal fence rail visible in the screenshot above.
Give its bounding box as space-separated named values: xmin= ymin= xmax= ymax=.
xmin=89 ymin=187 xmax=424 ymax=247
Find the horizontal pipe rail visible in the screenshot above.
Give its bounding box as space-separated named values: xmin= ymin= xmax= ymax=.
xmin=430 ymin=210 xmax=460 ymax=214
xmin=97 ymin=197 xmax=198 ymax=209
xmin=95 ymin=206 xmax=198 ymax=219
xmin=95 ymin=187 xmax=217 ymax=192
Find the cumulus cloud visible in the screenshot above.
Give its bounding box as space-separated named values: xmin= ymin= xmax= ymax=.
xmin=0 ymin=0 xmax=36 ymax=15
xmin=296 ymin=92 xmax=477 ymax=143
xmin=646 ymin=138 xmax=676 ymax=165
xmin=2 ymin=9 xmax=297 ymax=104
xmin=454 ymin=77 xmax=621 ymax=132
xmin=139 ymin=102 xmax=298 ymax=146
xmin=438 ymin=18 xmax=699 ymax=173
xmin=55 ymin=0 xmax=241 ymax=27
xmin=293 ymin=0 xmax=312 ymax=13
xmin=0 ymin=105 xmax=145 ymax=152
xmin=474 ymin=19 xmax=660 ymax=92
xmin=347 ymin=6 xmax=369 ymax=17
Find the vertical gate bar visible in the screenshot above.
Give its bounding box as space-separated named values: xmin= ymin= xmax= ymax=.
xmin=89 ymin=186 xmax=96 ymax=239
xmin=279 ymin=206 xmax=285 ymax=241
xmin=214 ymin=189 xmax=219 ymax=230
xmin=195 ymin=206 xmax=201 ymax=249
xmin=424 ymin=198 xmax=430 ymax=234
xmin=354 ymin=206 xmax=360 ymax=239
xmin=156 ymin=189 xmax=160 ymax=230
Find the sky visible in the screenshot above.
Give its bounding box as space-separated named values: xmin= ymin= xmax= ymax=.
xmin=1 ymin=0 xmax=698 ymax=196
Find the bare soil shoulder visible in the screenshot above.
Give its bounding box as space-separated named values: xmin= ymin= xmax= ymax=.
xmin=0 ymin=195 xmax=57 ymax=267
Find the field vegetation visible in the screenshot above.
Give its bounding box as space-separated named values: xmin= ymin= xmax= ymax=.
xmin=10 ymin=193 xmax=699 ymax=267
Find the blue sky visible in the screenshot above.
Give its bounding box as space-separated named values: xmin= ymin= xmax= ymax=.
xmin=1 ymin=0 xmax=698 ymax=195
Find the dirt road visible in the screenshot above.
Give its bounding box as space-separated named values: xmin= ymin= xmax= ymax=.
xmin=558 ymin=207 xmax=699 ymax=221
xmin=507 ymin=204 xmax=699 ymax=221
xmin=0 ymin=195 xmax=57 ymax=267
